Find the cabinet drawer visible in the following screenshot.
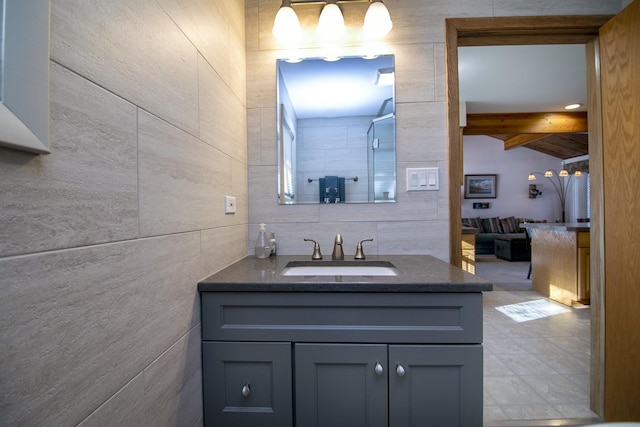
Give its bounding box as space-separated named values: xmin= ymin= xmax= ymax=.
xmin=202 ymin=342 xmax=292 ymax=427
xmin=202 ymin=292 xmax=482 ymax=344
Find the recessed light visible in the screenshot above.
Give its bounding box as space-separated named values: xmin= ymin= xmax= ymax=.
xmin=564 ymin=103 xmax=582 ymax=110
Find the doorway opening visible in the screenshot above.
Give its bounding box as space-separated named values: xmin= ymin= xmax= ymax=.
xmin=445 ymin=15 xmax=610 ymax=420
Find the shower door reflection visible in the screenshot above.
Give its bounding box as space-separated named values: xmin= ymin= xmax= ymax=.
xmin=367 ymin=113 xmax=396 ymax=202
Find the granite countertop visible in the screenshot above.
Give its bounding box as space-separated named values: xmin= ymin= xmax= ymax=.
xmin=198 ymin=255 xmax=493 ymax=293
xmin=520 ymin=222 xmax=590 ymax=232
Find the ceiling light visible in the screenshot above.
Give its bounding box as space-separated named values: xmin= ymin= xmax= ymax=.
xmin=564 ymin=103 xmax=582 ymax=110
xmin=363 ymin=0 xmax=393 ymax=37
xmin=317 ymin=1 xmax=345 ymax=40
xmin=272 ymin=0 xmax=301 ymax=41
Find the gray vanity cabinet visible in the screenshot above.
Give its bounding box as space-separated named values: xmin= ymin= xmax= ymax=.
xmin=200 ymin=291 xmax=484 ymax=427
xmin=202 ymin=341 xmax=293 ymax=427
xmin=294 ymin=343 xmax=482 ymax=427
xmin=388 ymin=345 xmax=483 ymax=426
xmin=295 ymin=343 xmax=389 ymax=427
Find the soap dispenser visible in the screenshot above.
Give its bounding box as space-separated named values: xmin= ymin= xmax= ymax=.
xmin=254 ymin=223 xmax=270 ymax=259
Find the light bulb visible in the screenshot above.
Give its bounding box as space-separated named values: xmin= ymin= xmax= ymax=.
xmin=272 ymin=3 xmax=301 ymax=41
xmin=528 ymin=173 xmax=536 ymax=181
xmin=317 ymin=3 xmax=345 ymax=40
xmin=559 ymin=169 xmax=569 ymax=177
xmin=544 ymin=170 xmax=553 ymax=177
xmin=363 ymin=1 xmax=393 ymax=38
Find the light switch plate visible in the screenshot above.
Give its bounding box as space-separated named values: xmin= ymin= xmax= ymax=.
xmin=406 ymin=167 xmax=439 ymax=191
xmin=224 ymin=196 xmax=236 ymax=214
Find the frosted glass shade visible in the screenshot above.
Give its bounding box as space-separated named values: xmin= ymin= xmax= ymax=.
xmin=317 ymin=3 xmax=345 ymax=40
xmin=272 ymin=5 xmax=301 ymax=40
xmin=363 ymin=1 xmax=393 ymax=37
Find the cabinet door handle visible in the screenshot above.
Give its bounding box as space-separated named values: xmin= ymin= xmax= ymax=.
xmin=396 ymin=364 xmax=406 ymax=377
xmin=374 ymin=362 xmax=384 ymax=376
xmin=241 ymin=383 xmax=251 ymax=397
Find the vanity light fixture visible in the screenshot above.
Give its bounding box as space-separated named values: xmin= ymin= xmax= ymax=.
xmin=273 ymin=0 xmax=301 ymax=40
xmin=363 ymin=0 xmax=393 ymax=37
xmin=317 ymin=0 xmax=345 ymax=40
xmin=272 ymin=0 xmax=393 ymax=41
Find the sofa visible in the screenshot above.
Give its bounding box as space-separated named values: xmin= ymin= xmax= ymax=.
xmin=462 ymin=216 xmax=528 ymax=255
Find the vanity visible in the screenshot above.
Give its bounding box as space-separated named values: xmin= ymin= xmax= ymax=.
xmin=198 ymin=255 xmax=491 ymax=427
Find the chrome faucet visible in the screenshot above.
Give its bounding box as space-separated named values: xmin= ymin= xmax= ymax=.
xmin=304 ymin=238 xmax=323 ymax=260
xmin=354 ymin=238 xmax=374 ymax=260
xmin=332 ymin=234 xmax=344 ymax=260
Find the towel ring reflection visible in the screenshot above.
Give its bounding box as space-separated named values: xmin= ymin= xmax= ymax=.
xmin=308 ymin=176 xmax=358 ymax=183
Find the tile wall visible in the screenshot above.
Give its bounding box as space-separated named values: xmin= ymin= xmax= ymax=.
xmin=0 ymin=0 xmax=246 ymax=425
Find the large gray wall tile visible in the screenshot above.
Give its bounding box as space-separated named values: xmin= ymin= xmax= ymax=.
xmin=77 ymin=374 xmax=146 ymax=427
xmin=157 ymin=0 xmax=231 ymax=87
xmin=0 ymin=63 xmax=138 ymax=257
xmin=143 ymin=326 xmax=203 ymax=427
xmin=3 ymin=0 xmax=248 ymax=425
xmin=199 ymin=54 xmax=247 ymax=163
xmin=201 ymin=225 xmax=249 ymax=279
xmin=0 ymin=233 xmax=201 ymax=426
xmin=138 ymin=111 xmax=233 ymax=237
xmin=51 ymin=0 xmax=199 ymax=135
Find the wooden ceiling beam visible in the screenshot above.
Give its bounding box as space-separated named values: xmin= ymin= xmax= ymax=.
xmin=503 ymin=133 xmax=550 ymax=150
xmin=463 ymin=112 xmax=588 ymax=135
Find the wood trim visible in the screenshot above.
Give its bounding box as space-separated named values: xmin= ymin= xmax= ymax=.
xmin=448 ymin=15 xmax=610 ymax=46
xmin=445 ymin=15 xmax=609 ymax=416
xmin=446 ymin=20 xmax=462 ymax=267
xmin=600 ymin=1 xmax=640 ymax=419
xmin=463 ymin=112 xmax=588 ymax=135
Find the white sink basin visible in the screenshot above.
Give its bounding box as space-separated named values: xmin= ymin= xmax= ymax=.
xmin=280 ymin=261 xmax=399 ymax=276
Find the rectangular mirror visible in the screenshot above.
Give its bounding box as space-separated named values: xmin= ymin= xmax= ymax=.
xmin=277 ymin=55 xmax=396 ymax=204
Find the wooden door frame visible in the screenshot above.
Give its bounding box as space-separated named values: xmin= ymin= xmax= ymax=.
xmin=445 ymin=15 xmax=611 ymax=415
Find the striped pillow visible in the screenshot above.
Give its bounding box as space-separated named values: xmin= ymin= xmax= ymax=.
xmin=500 ymin=216 xmax=518 ymax=233
xmin=487 ymin=217 xmax=502 ymax=233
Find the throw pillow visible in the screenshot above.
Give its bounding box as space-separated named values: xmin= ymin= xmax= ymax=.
xmin=487 ymin=217 xmax=502 ymax=233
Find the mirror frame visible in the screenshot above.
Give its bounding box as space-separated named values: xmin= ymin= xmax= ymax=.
xmin=0 ymin=0 xmax=50 ymax=154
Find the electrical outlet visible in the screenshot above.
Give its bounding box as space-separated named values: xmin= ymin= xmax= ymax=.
xmin=224 ymin=196 xmax=236 ymax=214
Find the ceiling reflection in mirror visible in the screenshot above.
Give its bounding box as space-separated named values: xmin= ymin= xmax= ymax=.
xmin=277 ymin=55 xmax=396 ymax=205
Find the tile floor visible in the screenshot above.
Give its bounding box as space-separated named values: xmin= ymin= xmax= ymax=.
xmin=476 ymin=255 xmax=602 ymax=427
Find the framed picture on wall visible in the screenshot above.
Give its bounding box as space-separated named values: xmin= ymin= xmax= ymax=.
xmin=464 ymin=174 xmax=497 ymax=199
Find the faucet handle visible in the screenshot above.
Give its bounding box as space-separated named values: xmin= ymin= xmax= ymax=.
xmin=304 ymin=238 xmax=323 ymax=260
xmin=354 ymin=238 xmax=374 ymax=260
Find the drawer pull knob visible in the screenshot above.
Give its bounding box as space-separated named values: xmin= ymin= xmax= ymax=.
xmin=242 ymin=383 xmax=251 ymax=397
xmin=396 ymin=364 xmax=405 ymax=377
xmin=374 ymin=362 xmax=384 ymax=376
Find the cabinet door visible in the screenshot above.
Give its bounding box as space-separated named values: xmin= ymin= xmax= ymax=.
xmin=202 ymin=342 xmax=292 ymax=427
xmin=295 ymin=343 xmax=388 ymax=427
xmin=389 ymin=345 xmax=483 ymax=427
